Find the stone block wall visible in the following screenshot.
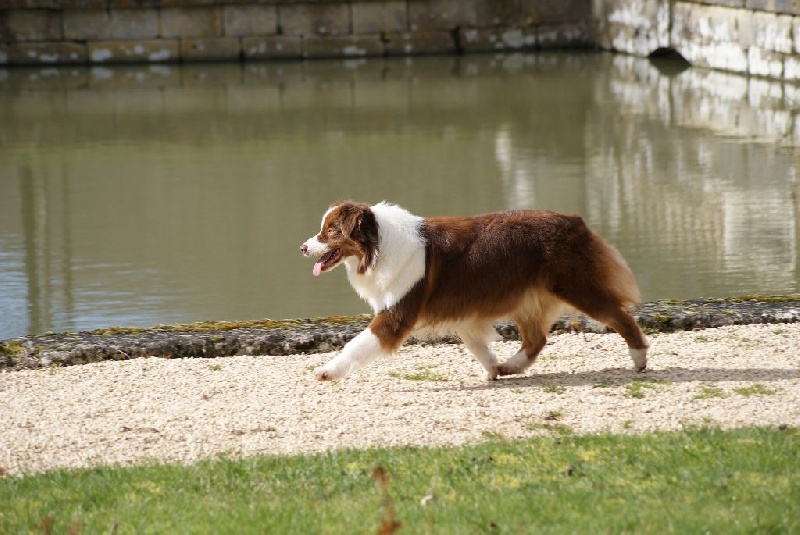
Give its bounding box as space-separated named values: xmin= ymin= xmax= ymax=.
xmin=593 ymin=0 xmax=800 ymax=80
xmin=0 ymin=0 xmax=591 ymax=66
xmin=1 ymin=0 xmax=798 ymax=80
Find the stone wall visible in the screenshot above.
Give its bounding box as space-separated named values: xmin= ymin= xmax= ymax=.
xmin=594 ymin=0 xmax=800 ymax=80
xmin=0 ymin=0 xmax=591 ymax=66
xmin=1 ymin=0 xmax=799 ymax=81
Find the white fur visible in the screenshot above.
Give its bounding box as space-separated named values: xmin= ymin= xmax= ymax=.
xmin=498 ymin=349 xmax=529 ymax=375
xmin=302 ymin=206 xmax=336 ymax=256
xmin=302 ymin=234 xmax=328 ymax=256
xmin=455 ymin=322 xmax=501 ymax=380
xmin=629 ymin=347 xmax=648 ymax=371
xmin=344 ymin=202 xmax=425 ymax=313
xmin=314 ymin=328 xmax=385 ymax=381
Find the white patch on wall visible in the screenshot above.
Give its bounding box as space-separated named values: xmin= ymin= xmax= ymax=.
xmin=91 ymin=48 xmax=113 ymax=62
xmin=748 ymin=47 xmax=783 ymax=78
xmin=149 ymin=49 xmax=171 ymax=61
xmin=343 ymin=45 xmax=366 ymax=56
xmin=784 ymin=57 xmax=800 ymax=81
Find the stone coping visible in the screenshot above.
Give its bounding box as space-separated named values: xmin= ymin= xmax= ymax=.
xmin=2 ymin=0 xmax=381 ymax=9
xmin=1 ymin=295 xmax=798 ymax=370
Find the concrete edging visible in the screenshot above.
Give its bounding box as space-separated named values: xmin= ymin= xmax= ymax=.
xmin=1 ymin=295 xmax=798 ymax=370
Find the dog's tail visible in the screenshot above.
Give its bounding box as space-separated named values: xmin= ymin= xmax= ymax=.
xmin=591 ymin=231 xmax=641 ymax=308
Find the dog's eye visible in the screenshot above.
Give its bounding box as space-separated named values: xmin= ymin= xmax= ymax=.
xmin=327 ymin=227 xmax=339 ymax=237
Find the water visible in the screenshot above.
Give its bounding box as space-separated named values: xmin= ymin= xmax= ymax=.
xmin=1 ymin=53 xmax=798 ymax=339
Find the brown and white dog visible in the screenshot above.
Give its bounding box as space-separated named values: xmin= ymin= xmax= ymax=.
xmin=301 ymin=201 xmax=648 ymax=381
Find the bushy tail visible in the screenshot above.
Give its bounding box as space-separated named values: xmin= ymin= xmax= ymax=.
xmin=595 ymin=234 xmax=641 ymax=308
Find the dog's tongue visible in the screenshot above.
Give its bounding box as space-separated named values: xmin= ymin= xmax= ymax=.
xmin=313 ymin=261 xmax=323 ymax=277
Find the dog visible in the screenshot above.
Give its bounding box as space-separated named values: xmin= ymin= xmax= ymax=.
xmin=300 ymin=201 xmax=648 ymax=381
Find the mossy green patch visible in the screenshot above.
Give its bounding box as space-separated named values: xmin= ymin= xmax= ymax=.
xmin=389 ymin=370 xmax=448 ymax=382
xmin=733 ymin=383 xmax=777 ymax=397
xmin=0 ymin=340 xmax=26 ymax=362
xmin=624 ymin=378 xmax=670 ymax=399
xmin=694 ymin=386 xmax=728 ymax=400
xmin=89 ymin=315 xmax=373 ymax=336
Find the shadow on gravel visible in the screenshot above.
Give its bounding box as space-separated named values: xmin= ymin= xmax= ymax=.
xmin=431 ymin=367 xmax=799 ymax=391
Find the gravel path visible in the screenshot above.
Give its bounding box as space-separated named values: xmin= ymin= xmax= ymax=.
xmin=2 ymin=323 xmax=799 ymax=476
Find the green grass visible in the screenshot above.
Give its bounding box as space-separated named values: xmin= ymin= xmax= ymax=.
xmin=733 ymin=383 xmax=777 ymax=397
xmin=2 ymin=427 xmax=798 ymax=534
xmin=695 ymin=385 xmax=728 ymax=400
xmin=624 ymin=377 xmax=670 ymax=398
xmin=389 ymin=369 xmax=448 ymax=382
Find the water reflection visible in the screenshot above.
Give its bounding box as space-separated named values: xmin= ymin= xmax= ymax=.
xmin=0 ymin=53 xmax=797 ymax=338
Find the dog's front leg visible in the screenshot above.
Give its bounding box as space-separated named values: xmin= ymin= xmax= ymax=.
xmin=314 ymin=328 xmax=384 ymax=381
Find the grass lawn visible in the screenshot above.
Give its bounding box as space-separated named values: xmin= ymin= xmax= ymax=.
xmin=2 ymin=427 xmax=798 ymax=534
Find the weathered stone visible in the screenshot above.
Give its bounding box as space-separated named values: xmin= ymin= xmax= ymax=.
xmin=538 ymin=23 xmax=590 ymax=48
xmin=279 ymin=3 xmax=350 ymax=37
xmin=63 ymin=9 xmax=158 ymax=41
xmin=671 ymin=3 xmax=751 ymax=73
xmin=304 ymin=35 xmax=384 ymax=58
xmin=383 ymin=31 xmax=456 ymax=55
xmin=8 ymin=41 xmax=86 ymax=64
xmin=0 ymin=9 xmax=62 ymax=42
xmin=752 ymin=12 xmax=794 ymax=53
xmin=474 ymin=0 xmax=528 ymax=28
xmin=520 ymin=0 xmax=592 ymax=25
xmin=160 ymin=8 xmax=223 ymax=39
xmin=745 ymin=0 xmax=800 ymax=15
xmin=785 ymin=55 xmax=800 ymax=79
xmin=408 ymin=0 xmax=477 ymax=32
xmin=87 ymin=40 xmax=179 ymax=63
xmin=242 ymin=35 xmax=304 ymax=59
xmin=593 ymin=0 xmax=670 ymax=55
xmin=223 ymin=4 xmax=277 ymax=36
xmin=795 ymin=15 xmax=800 ymax=53
xmin=3 ymin=296 xmax=800 ymax=370
xmin=351 ymin=1 xmax=407 ymax=34
xmin=697 ymin=0 xmax=746 ymax=8
xmin=181 ymin=37 xmax=241 ymax=61
xmin=748 ymin=46 xmax=785 ymax=77
xmin=459 ymin=28 xmax=536 ymax=53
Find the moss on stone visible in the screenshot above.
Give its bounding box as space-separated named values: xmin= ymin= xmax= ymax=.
xmin=87 ymin=315 xmax=373 ymax=336
xmin=0 ymin=340 xmax=26 ymax=363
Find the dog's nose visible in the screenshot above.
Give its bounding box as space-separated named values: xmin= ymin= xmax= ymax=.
xmin=300 ymin=244 xmax=308 ymax=256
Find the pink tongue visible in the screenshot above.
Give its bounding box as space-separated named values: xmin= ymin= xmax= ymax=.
xmin=313 ymin=261 xmax=323 ymax=277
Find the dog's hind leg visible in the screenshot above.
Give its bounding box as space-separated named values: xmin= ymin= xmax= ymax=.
xmin=456 ymin=323 xmax=501 ymax=381
xmin=599 ymin=307 xmax=648 ymax=371
xmin=553 ymin=290 xmax=648 ymax=372
xmin=495 ymin=326 xmax=547 ymax=377
xmin=496 ymin=292 xmax=565 ymax=377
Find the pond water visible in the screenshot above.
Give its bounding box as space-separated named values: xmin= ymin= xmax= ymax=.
xmin=1 ymin=53 xmax=798 ymax=339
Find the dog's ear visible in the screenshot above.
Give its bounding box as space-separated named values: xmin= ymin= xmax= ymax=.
xmin=338 ymin=203 xmax=363 ymax=237
xmin=354 ymin=208 xmax=379 ymax=274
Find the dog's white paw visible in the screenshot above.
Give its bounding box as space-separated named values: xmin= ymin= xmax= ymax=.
xmin=314 ymin=367 xmax=333 ymax=381
xmin=314 ymin=365 xmax=341 ymax=381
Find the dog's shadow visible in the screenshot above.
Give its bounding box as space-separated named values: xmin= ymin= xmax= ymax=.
xmin=429 ymin=366 xmax=799 ymax=392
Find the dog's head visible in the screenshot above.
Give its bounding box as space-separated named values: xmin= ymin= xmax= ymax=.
xmin=300 ymin=201 xmax=379 ymax=276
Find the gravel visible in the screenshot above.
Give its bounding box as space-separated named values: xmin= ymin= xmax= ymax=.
xmin=2 ymin=323 xmax=799 ymax=476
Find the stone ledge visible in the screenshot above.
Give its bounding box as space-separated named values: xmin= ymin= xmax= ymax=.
xmin=2 ymin=295 xmax=798 ymax=371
